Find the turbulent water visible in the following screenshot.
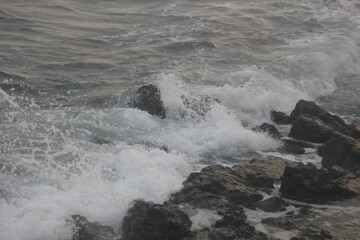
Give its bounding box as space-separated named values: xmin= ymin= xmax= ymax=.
xmin=0 ymin=0 xmax=360 ymax=239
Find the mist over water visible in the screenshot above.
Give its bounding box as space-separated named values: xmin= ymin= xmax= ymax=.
xmin=0 ymin=0 xmax=360 ymax=239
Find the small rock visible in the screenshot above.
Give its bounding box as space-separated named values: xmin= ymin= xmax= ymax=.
xmin=71 ymin=215 xmax=114 ymax=240
xmin=289 ymin=115 xmax=333 ymax=143
xmin=121 ymin=200 xmax=191 ymax=240
xmin=253 ymin=123 xmax=282 ymax=139
xmin=271 ymin=110 xmax=291 ymax=125
xmin=134 ymin=84 xmax=166 ymax=118
xmin=321 ymin=132 xmax=360 ymax=169
xmin=256 ymin=197 xmax=287 ymax=212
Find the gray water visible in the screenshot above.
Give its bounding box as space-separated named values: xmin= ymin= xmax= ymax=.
xmin=0 ymin=0 xmax=360 ymax=239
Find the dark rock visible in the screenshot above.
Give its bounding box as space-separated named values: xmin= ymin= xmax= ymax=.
xmin=262 ymin=216 xmax=298 ymax=231
xmin=289 ymin=115 xmax=333 ymax=143
xmin=71 ymin=215 xmax=114 ymax=240
xmin=281 ymin=142 xmax=306 ymax=154
xmin=289 ymin=100 xmax=347 ymax=129
xmin=121 ymin=200 xmax=191 ymax=240
xmin=321 ymin=132 xmax=360 ymax=169
xmin=134 ymin=84 xmax=165 ymax=118
xmin=282 ymin=139 xmax=316 ymax=148
xmin=171 ymin=157 xmax=290 ymax=210
xmin=280 ymin=163 xmax=356 ymax=202
xmin=271 ymin=111 xmax=291 ymax=125
xmin=253 ymin=123 xmax=282 ymax=139
xmin=289 ymin=100 xmax=360 ymax=139
xmin=256 ymin=197 xmax=287 ymax=212
xmin=170 ymin=164 xmax=264 ymax=210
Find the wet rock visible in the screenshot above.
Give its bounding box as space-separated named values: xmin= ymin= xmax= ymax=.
xmin=240 ymin=156 xmax=290 ymax=182
xmin=271 ymin=110 xmax=291 ymax=125
xmin=289 ymin=100 xmax=347 ymax=129
xmin=289 ymin=100 xmax=359 ymax=139
xmin=281 ymin=142 xmax=306 ymax=154
xmin=134 ymin=84 xmax=165 ymax=118
xmin=121 ymin=200 xmax=191 ymax=240
xmin=256 ymin=197 xmax=287 ymax=212
xmin=262 ymin=216 xmax=298 ymax=231
xmin=320 ymin=132 xmax=360 ymax=169
xmin=253 ymin=123 xmax=282 ymax=139
xmin=170 ymin=164 xmax=264 ymax=210
xmin=280 ymin=163 xmax=356 ymax=202
xmin=71 ymin=215 xmax=114 ymax=240
xmin=172 ymin=157 xmax=290 ymax=210
xmin=289 ymin=115 xmax=333 ymax=143
xmin=282 ymin=139 xmax=316 ymax=148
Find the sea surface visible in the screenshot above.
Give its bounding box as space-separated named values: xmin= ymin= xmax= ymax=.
xmin=0 ymin=0 xmax=360 ymax=239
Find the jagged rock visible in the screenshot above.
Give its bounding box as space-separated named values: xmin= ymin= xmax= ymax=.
xmin=289 ymin=115 xmax=333 ymax=143
xmin=280 ymin=163 xmax=357 ymax=202
xmin=134 ymin=84 xmax=166 ymax=118
xmin=271 ymin=111 xmax=291 ymax=125
xmin=171 ymin=157 xmax=290 ymax=210
xmin=256 ymin=197 xmax=287 ymax=212
xmin=289 ymin=100 xmax=347 ymax=129
xmin=320 ymin=132 xmax=360 ymax=169
xmin=289 ymin=100 xmax=360 ymax=139
xmin=170 ymin=164 xmax=264 ymax=210
xmin=71 ymin=215 xmax=114 ymax=240
xmin=121 ymin=200 xmax=191 ymax=240
xmin=253 ymin=123 xmax=282 ymax=139
xmin=239 ymin=156 xmax=290 ymax=182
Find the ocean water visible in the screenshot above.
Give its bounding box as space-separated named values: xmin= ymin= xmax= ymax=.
xmin=0 ymin=0 xmax=360 ymax=239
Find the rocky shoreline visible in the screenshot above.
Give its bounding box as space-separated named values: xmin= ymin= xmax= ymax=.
xmin=70 ymin=86 xmax=360 ymax=240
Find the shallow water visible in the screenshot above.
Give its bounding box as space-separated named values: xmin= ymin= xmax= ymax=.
xmin=0 ymin=0 xmax=360 ymax=239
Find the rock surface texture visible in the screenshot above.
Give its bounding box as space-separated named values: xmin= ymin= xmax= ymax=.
xmin=320 ymin=132 xmax=360 ymax=169
xmin=122 ymin=200 xmax=192 ymax=240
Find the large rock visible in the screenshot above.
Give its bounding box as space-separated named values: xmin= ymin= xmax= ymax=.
xmin=289 ymin=100 xmax=360 ymax=139
xmin=320 ymin=132 xmax=360 ymax=169
xmin=289 ymin=115 xmax=333 ymax=143
xmin=289 ymin=100 xmax=347 ymax=129
xmin=252 ymin=123 xmax=282 ymax=139
xmin=71 ymin=215 xmax=114 ymax=240
xmin=134 ymin=84 xmax=166 ymax=118
xmin=170 ymin=165 xmax=264 ymax=210
xmin=171 ymin=157 xmax=289 ymax=210
xmin=271 ymin=110 xmax=291 ymax=125
xmin=280 ymin=163 xmax=357 ymax=202
xmin=121 ymin=200 xmax=191 ymax=240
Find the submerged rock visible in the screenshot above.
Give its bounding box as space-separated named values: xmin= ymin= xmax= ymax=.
xmin=253 ymin=123 xmax=282 ymax=139
xmin=320 ymin=132 xmax=360 ymax=169
xmin=134 ymin=84 xmax=166 ymax=118
xmin=271 ymin=110 xmax=291 ymax=125
xmin=280 ymin=163 xmax=357 ymax=202
xmin=122 ymin=200 xmax=191 ymax=240
xmin=289 ymin=115 xmax=332 ymax=143
xmin=71 ymin=215 xmax=114 ymax=240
